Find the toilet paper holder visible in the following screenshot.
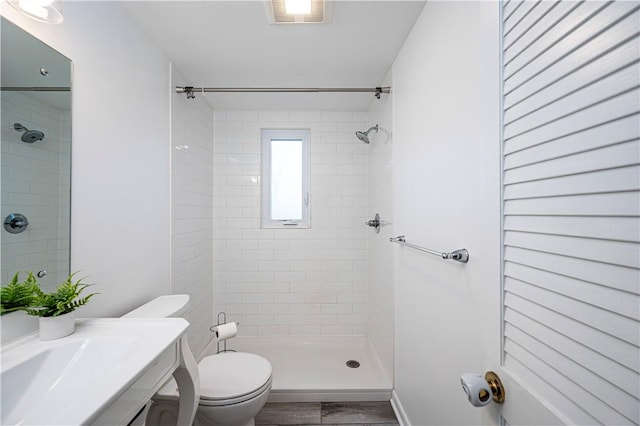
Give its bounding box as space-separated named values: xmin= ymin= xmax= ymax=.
xmin=460 ymin=371 xmax=505 ymax=406
xmin=211 ymin=312 xmax=239 ymax=354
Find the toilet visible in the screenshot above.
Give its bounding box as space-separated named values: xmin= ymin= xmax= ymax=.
xmin=123 ymin=295 xmax=272 ymax=426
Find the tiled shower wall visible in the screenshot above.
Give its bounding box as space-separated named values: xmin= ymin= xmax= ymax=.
xmin=367 ymin=72 xmax=394 ymax=383
xmin=171 ymin=67 xmax=214 ymax=357
xmin=213 ymin=110 xmax=369 ymax=336
xmin=1 ymin=91 xmax=70 ymax=292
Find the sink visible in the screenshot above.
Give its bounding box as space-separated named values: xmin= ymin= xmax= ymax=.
xmin=1 ymin=318 xmax=189 ymax=425
xmin=3 ymin=340 xmax=85 ymax=422
xmin=2 ymin=337 xmax=137 ymax=424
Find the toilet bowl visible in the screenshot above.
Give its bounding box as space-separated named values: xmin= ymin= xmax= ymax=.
xmin=123 ymin=296 xmax=272 ymax=426
xmin=148 ymin=352 xmax=272 ymax=426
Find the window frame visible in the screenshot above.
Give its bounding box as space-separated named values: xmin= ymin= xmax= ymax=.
xmin=261 ymin=128 xmax=311 ymax=229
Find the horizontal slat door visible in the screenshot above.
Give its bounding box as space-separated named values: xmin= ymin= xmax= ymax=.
xmin=501 ymin=1 xmax=640 ymax=424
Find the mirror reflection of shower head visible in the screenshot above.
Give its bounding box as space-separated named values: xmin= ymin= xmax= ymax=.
xmin=355 ymin=124 xmax=379 ymax=144
xmin=13 ymin=123 xmax=44 ymax=143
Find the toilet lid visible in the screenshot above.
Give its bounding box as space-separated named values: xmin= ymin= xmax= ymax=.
xmin=199 ymin=352 xmax=272 ymax=401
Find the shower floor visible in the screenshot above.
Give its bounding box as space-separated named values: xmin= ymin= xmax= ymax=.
xmin=201 ymin=336 xmax=393 ymax=403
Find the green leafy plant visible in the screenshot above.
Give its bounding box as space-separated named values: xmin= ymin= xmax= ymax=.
xmin=0 ymin=272 xmax=40 ymax=315
xmin=25 ymin=272 xmax=97 ymax=318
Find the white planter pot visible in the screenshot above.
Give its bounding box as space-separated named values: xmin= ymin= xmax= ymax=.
xmin=39 ymin=311 xmax=76 ymax=340
xmin=1 ymin=311 xmax=38 ymax=344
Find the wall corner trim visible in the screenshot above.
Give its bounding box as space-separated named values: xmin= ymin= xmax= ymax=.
xmin=391 ymin=390 xmax=410 ymax=426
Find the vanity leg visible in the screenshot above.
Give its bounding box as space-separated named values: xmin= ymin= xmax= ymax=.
xmin=173 ymin=335 xmax=199 ymax=426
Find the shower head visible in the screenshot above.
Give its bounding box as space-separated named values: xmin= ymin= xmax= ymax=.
xmin=355 ymin=124 xmax=379 ymax=144
xmin=13 ymin=123 xmax=45 ymax=143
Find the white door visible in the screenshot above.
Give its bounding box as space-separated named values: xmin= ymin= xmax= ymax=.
xmin=489 ymin=1 xmax=640 ymax=424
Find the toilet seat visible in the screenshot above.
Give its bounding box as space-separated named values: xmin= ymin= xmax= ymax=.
xmin=199 ymin=376 xmax=272 ymax=407
xmin=154 ymin=352 xmax=272 ymax=407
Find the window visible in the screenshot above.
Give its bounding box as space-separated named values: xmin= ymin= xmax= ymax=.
xmin=261 ymin=129 xmax=310 ymax=228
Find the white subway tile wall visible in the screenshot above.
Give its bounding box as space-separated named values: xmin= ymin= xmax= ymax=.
xmin=171 ymin=69 xmax=215 ymax=357
xmin=213 ymin=110 xmax=369 ymax=337
xmin=367 ymin=72 xmax=394 ymax=383
xmin=1 ymin=91 xmax=70 ymax=292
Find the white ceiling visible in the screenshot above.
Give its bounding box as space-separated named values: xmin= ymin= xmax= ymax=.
xmin=121 ymin=1 xmax=425 ymax=110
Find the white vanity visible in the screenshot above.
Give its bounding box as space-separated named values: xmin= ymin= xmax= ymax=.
xmin=1 ymin=318 xmax=198 ymax=425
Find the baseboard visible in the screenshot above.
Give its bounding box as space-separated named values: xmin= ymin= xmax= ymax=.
xmin=391 ymin=390 xmax=410 ymax=426
xmin=268 ymin=389 xmax=392 ymax=403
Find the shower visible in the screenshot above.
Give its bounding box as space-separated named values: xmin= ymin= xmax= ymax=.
xmin=355 ymin=124 xmax=378 ymax=144
xmin=14 ymin=123 xmax=45 ymax=143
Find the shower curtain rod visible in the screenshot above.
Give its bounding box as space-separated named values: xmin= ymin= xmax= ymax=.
xmin=176 ymin=86 xmax=391 ymax=99
xmin=1 ymin=87 xmax=70 ymax=92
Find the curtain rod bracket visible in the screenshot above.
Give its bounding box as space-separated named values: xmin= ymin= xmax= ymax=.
xmin=184 ymin=86 xmax=195 ymax=99
xmin=375 ymin=87 xmax=382 ymax=99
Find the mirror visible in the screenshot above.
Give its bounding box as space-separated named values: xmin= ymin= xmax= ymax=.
xmin=1 ymin=17 xmax=72 ymax=293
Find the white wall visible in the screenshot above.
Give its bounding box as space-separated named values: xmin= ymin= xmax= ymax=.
xmin=213 ymin=110 xmax=370 ymax=337
xmin=170 ymin=65 xmax=215 ymax=358
xmin=1 ymin=3 xmax=172 ymax=317
xmin=391 ymin=2 xmax=501 ymax=425
xmin=367 ymin=70 xmax=394 ymax=383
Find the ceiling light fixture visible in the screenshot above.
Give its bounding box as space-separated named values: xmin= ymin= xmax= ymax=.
xmin=284 ymin=0 xmax=311 ymax=15
xmin=267 ymin=0 xmax=327 ymax=24
xmin=6 ymin=0 xmax=64 ymax=24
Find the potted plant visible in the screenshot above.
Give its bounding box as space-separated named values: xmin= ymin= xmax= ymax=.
xmin=0 ymin=272 xmax=40 ymax=315
xmin=25 ymin=272 xmax=97 ymax=340
xmin=1 ymin=272 xmax=41 ymax=342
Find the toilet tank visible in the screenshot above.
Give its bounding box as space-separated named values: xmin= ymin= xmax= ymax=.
xmin=122 ymin=295 xmax=190 ymax=318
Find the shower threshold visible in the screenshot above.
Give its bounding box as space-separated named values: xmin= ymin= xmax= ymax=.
xmin=202 ymin=335 xmax=392 ymax=403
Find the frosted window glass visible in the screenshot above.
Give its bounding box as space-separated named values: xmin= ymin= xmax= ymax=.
xmin=261 ymin=128 xmax=310 ymax=228
xmin=271 ymin=139 xmax=302 ymax=220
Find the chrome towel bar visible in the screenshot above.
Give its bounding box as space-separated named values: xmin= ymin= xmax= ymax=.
xmin=389 ymin=235 xmax=469 ymax=263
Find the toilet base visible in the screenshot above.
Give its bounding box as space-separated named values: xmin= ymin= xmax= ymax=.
xmin=146 ymin=400 xmax=258 ymax=426
xmin=194 ymin=406 xmax=256 ymax=426
xmin=196 ymin=411 xmax=255 ymax=426
xmin=145 ymin=400 xmax=178 ymax=426
xmin=146 ymin=379 xmax=270 ymax=426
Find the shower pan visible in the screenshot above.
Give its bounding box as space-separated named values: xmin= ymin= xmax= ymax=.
xmin=209 ymin=335 xmax=392 ymax=402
